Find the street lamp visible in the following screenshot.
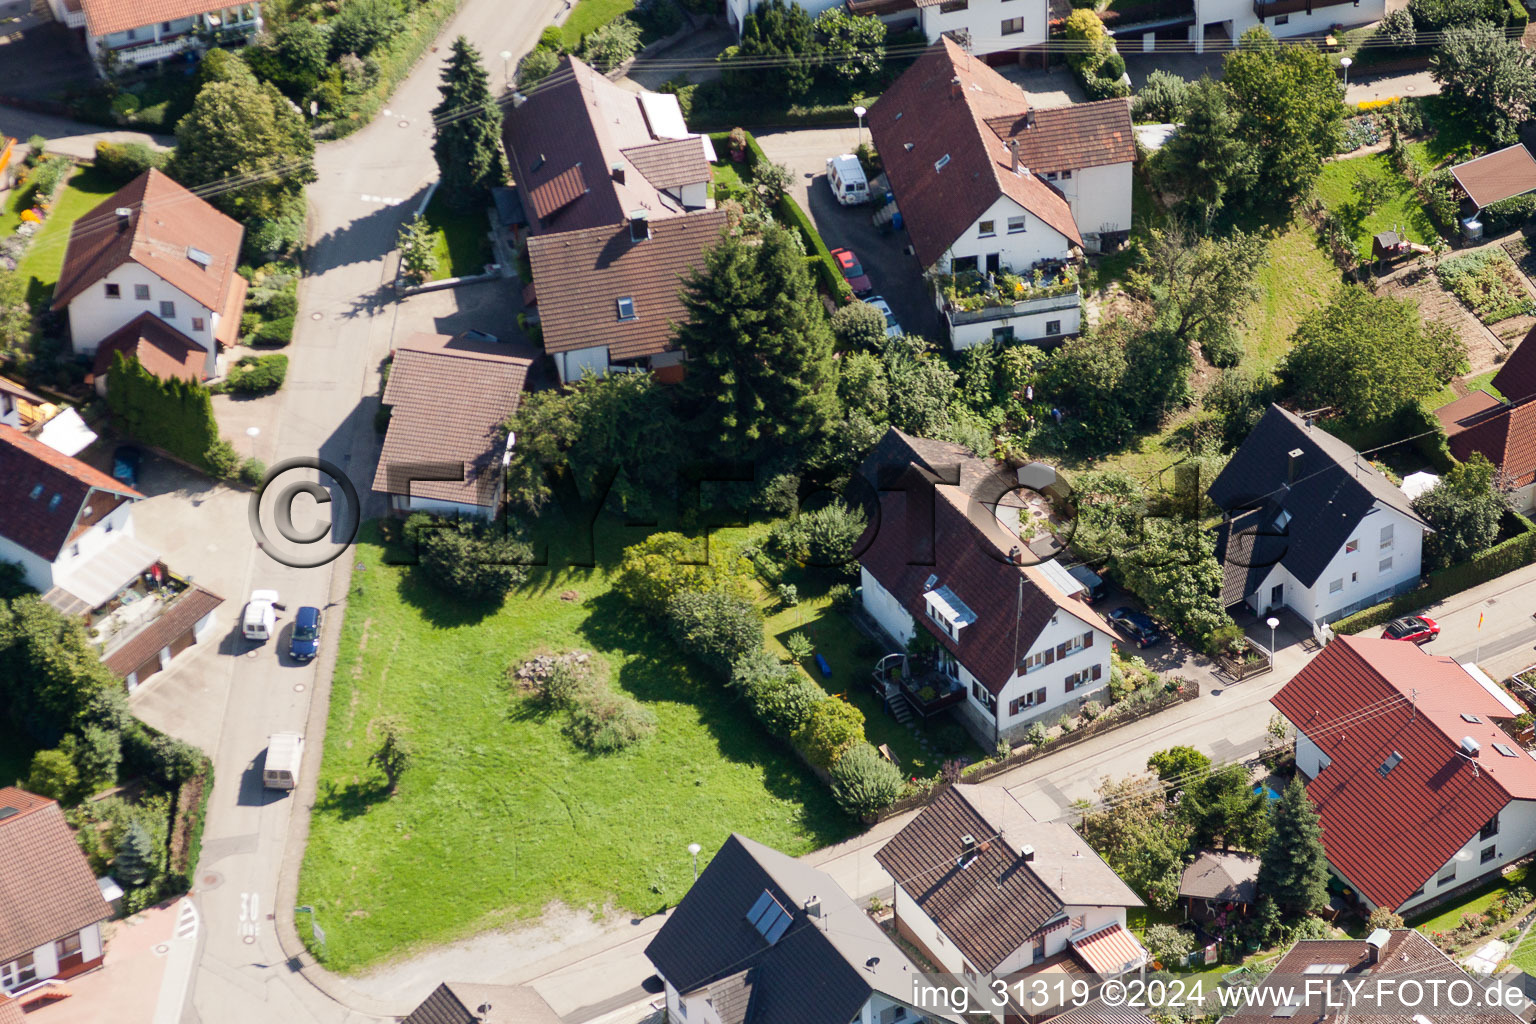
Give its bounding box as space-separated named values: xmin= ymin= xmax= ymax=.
xmin=1339 ymin=56 xmax=1352 ymax=95
xmin=500 ymin=49 xmax=513 ymax=89
xmin=853 ymin=104 xmax=867 ymax=149
xmin=687 ymin=842 xmax=702 ymax=881
xmin=245 ymin=425 xmax=260 ymax=459
xmin=1265 ymin=616 xmax=1279 ymax=658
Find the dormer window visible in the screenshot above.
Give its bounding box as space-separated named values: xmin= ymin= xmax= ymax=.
xmin=1274 ymin=509 xmax=1292 ymax=530
xmin=48 ymin=493 xmax=62 ymax=510
xmin=29 ymin=484 xmax=42 ymax=499
xmin=187 ymin=246 xmax=212 ymax=268
xmin=923 ymin=585 xmax=975 ymax=639
xmin=616 ymin=296 xmax=636 ymax=321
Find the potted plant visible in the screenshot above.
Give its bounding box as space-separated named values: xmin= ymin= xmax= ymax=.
xmin=728 ymin=127 xmax=747 ymax=163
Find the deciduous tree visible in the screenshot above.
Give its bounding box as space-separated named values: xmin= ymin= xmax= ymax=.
xmin=1150 ymin=77 xmax=1251 ymax=225
xmin=1178 ymin=762 xmax=1272 ymax=851
xmin=1080 ymin=775 xmax=1191 ymax=909
xmin=1115 ymin=515 xmax=1233 ymax=649
xmin=171 ymin=77 xmax=315 ymax=222
xmin=1413 ymin=452 xmax=1510 ymax=569
xmin=1431 ymin=22 xmax=1536 ymax=146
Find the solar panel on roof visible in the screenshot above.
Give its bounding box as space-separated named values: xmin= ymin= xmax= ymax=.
xmin=745 ymin=889 xmax=792 ymax=945
xmin=1378 ymin=751 xmax=1403 ymax=776
xmin=0 ymin=807 xmax=17 ymax=821
xmin=1495 ymin=743 xmax=1519 ymax=757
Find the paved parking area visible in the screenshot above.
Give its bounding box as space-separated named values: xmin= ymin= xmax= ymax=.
xmin=0 ymin=8 xmax=95 ymax=102
xmin=754 ymin=127 xmax=945 ymax=342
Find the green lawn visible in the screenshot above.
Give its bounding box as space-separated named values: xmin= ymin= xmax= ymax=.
xmin=1313 ymin=153 xmax=1439 ymax=254
xmin=422 ymin=192 xmax=492 ymax=281
xmin=298 ymin=522 xmax=851 ymax=972
xmin=1512 ymin=926 xmax=1536 ymax=973
xmin=560 ymin=0 xmax=635 ymax=48
xmin=3 ymin=164 xmax=121 ymax=303
xmin=1408 ymin=865 xmax=1529 ymax=934
xmin=1241 ymin=219 xmax=1341 ymax=370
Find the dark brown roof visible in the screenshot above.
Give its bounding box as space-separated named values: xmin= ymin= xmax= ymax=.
xmin=855 ymin=429 xmax=1117 ymax=694
xmin=1453 ymin=144 xmax=1536 ymax=209
xmin=1179 ymin=849 xmax=1260 ymax=903
xmin=506 ymin=56 xmax=689 ymax=235
xmin=0 ymin=787 xmax=113 ymax=964
xmin=527 ymin=208 xmax=728 ymax=361
xmin=52 ymin=168 xmax=243 ymax=314
xmin=102 ymin=585 xmax=223 ymax=677
xmin=868 ymin=38 xmax=1083 ymax=268
xmin=373 ymin=334 xmax=531 ymax=509
xmin=402 ymin=983 xmax=561 ymax=1024
xmin=1492 ymin=324 xmax=1536 ymax=403
xmin=0 ymin=424 xmax=141 ymax=562
xmin=93 ymin=311 xmax=209 ymax=383
xmin=621 ymin=138 xmax=710 ymax=190
xmin=987 ymin=98 xmax=1135 ymax=174
xmin=847 ymin=0 xmax=916 ymax=13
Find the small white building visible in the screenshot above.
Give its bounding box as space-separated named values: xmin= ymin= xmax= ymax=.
xmin=1274 ymin=636 xmax=1536 ymax=915
xmin=0 ymin=787 xmax=114 ymax=996
xmin=876 ymin=785 xmax=1146 ymax=1019
xmin=1211 ymin=405 xmax=1428 ymax=627
xmin=1186 ymin=0 xmax=1385 ymax=52
xmin=46 ymin=0 xmax=261 ymax=73
xmin=869 ymin=39 xmax=1134 ymax=350
xmin=51 ymin=168 xmax=246 ymax=385
xmin=857 ymin=429 xmax=1121 ymax=746
xmin=372 ymin=334 xmax=533 ymax=519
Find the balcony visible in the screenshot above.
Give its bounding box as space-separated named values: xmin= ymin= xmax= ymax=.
xmin=934 ymin=263 xmax=1081 ymax=330
xmin=872 ymin=653 xmax=968 ymax=716
xmin=1252 ymin=0 xmax=1360 ymax=17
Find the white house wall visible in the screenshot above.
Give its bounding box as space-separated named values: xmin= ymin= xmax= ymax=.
xmin=861 ymin=566 xmax=917 ymax=649
xmin=992 ymin=610 xmax=1113 ymax=738
xmin=556 ymin=345 xmax=611 ymax=385
xmin=1306 ymin=504 xmax=1424 ymax=625
xmin=935 ymin=194 xmax=1073 ymax=276
xmin=52 ymin=499 xmax=137 ymax=581
xmin=0 ymin=536 xmax=55 ymax=594
xmin=1295 ymin=730 xmax=1331 ymax=779
xmin=1395 ymin=799 xmax=1536 ymax=915
xmin=947 ymin=299 xmax=1081 ymax=350
xmin=920 ymin=0 xmax=1049 ymax=56
xmin=1052 ymin=162 xmax=1132 ymax=248
xmin=1188 ymin=0 xmax=1384 ymax=49
xmin=66 ymin=261 xmax=217 ymax=356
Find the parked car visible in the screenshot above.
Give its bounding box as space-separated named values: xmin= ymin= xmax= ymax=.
xmin=112 ymin=445 xmax=142 ymax=489
xmin=242 ymin=590 xmax=281 ymax=641
xmin=825 ymin=153 xmax=870 ymax=205
xmin=1109 ymin=606 xmax=1164 ymax=648
xmin=1068 ymin=564 xmax=1106 ymax=603
xmin=460 ymin=330 xmax=499 ymax=344
xmin=263 ymin=733 xmax=304 ymax=790
xmin=289 ymin=606 xmax=322 ymax=662
xmin=1382 ymin=615 xmax=1439 ymax=644
xmin=831 ymin=248 xmax=873 ymax=296
xmin=866 ymin=296 xmax=901 ymax=338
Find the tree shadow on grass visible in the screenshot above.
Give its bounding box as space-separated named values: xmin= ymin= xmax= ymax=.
xmin=313 ymin=776 xmax=392 ymax=822
xmin=391 ymin=564 xmax=505 ymax=628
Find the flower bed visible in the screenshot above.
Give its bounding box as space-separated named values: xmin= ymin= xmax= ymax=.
xmin=936 ymin=265 xmax=1079 ymax=312
xmin=1437 ymin=249 xmax=1535 ymax=325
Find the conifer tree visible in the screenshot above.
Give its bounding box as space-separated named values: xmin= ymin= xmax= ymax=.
xmin=1258 ymin=776 xmax=1330 ymax=916
xmin=431 ymin=37 xmax=508 ymax=211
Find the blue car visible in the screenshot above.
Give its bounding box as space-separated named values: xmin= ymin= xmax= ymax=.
xmin=1108 ymin=606 xmax=1164 ymax=649
xmin=112 ymin=445 xmax=142 ymax=489
xmin=289 ymin=606 xmax=322 ymax=662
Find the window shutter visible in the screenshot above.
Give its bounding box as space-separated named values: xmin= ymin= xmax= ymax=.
xmin=1044 ymin=648 xmax=1055 ymax=665
xmin=1092 ymin=663 xmax=1102 ymax=680
xmin=1036 ymin=686 xmax=1046 ymax=703
xmin=1083 ymin=631 xmax=1093 ymax=648
xmin=1056 ymin=642 xmax=1067 ymax=659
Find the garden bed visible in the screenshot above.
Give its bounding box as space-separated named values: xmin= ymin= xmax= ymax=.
xmin=1436 ymin=248 xmax=1535 ymax=325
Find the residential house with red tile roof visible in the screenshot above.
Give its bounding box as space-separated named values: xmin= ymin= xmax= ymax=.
xmin=372 ymin=334 xmax=533 ymax=518
xmin=0 ymin=787 xmax=114 ymax=997
xmin=868 ymin=39 xmax=1133 ymax=349
xmin=1435 ymin=327 xmax=1536 ymax=513
xmin=51 ymin=168 xmax=246 ymax=387
xmin=44 ymin=0 xmax=261 ymax=73
xmin=1272 ymin=635 xmax=1536 ymax=914
xmin=527 ymin=209 xmax=728 ymax=384
xmin=0 ymin=425 xmax=222 ymax=690
xmin=855 ymin=428 xmax=1120 ymax=745
xmin=875 ymin=785 xmax=1145 ymax=1019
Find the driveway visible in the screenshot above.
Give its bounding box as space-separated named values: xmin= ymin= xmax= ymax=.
xmin=754 ymin=126 xmax=945 ymax=342
xmin=0 ymin=5 xmax=95 ymax=104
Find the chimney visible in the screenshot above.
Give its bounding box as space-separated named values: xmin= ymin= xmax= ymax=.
xmin=951 ymin=75 xmax=962 ymax=100
xmin=611 ymin=162 xmax=625 ymax=185
xmin=1287 ymin=447 xmax=1304 ymax=485
xmin=1366 ymin=928 xmax=1390 ymax=964
xmin=115 ymin=207 xmax=132 ymax=231
xmin=804 ymin=896 xmax=822 ymax=918
xmin=961 ymin=833 xmax=977 ymax=858
xmin=1008 ymin=544 xmax=1022 ymax=564
xmin=1006 ymin=138 xmax=1021 ymax=175
xmin=1021 ymin=844 xmax=1035 ymax=863
xmin=629 ymin=209 xmax=649 ymax=242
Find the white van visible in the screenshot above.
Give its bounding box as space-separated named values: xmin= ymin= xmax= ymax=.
xmin=264 ymin=733 xmax=304 ymax=790
xmin=826 ymin=154 xmax=870 ymax=206
xmin=242 ymin=589 xmax=279 ymax=641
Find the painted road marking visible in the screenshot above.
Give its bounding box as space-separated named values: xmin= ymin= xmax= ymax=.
xmin=239 ymin=892 xmax=259 ymax=940
xmin=176 ymin=901 xmax=199 ymax=941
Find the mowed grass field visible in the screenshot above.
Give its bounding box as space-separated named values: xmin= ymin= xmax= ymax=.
xmin=2 ymin=163 xmax=121 ymax=302
xmin=297 ymin=522 xmax=851 ymax=972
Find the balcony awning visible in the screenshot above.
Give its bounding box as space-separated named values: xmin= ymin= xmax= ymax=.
xmin=53 ymin=533 xmax=160 ymax=611
xmin=1072 ymin=923 xmax=1148 ymax=975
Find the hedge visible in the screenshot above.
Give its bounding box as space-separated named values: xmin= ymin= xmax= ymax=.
xmin=1508 ymin=0 xmax=1529 ymax=33
xmin=1333 ymin=510 xmax=1536 ymax=634
xmin=709 ymin=129 xmax=855 ymax=304
xmin=105 ymin=353 xmax=227 ymax=475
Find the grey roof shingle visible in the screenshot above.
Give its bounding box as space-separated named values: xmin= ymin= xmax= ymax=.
xmin=1207 ymin=406 xmax=1426 ymax=590
xmin=1179 ymin=849 xmax=1260 ymax=903
xmin=985 ymin=98 xmax=1136 ymax=174
xmin=401 ymin=982 xmax=561 ymax=1024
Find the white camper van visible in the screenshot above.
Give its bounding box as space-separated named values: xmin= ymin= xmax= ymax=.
xmin=264 ymin=733 xmax=304 ymax=790
xmin=826 ymin=154 xmax=870 ymax=206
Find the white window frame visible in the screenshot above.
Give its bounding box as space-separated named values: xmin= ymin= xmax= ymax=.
xmin=1000 ymin=16 xmax=1024 ymax=34
xmin=0 ymin=952 xmax=36 ymax=990
xmin=134 ymin=284 xmax=150 ymax=300
xmin=1006 ymin=215 xmax=1027 ymax=233
xmin=1379 ymin=556 xmax=1393 ymax=574
xmin=1380 ymin=524 xmax=1394 ymax=549
xmin=1329 ymin=579 xmax=1343 ymax=594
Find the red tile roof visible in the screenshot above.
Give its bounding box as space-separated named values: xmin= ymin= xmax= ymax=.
xmin=52 ymin=168 xmax=243 ymax=315
xmin=527 ymin=208 xmax=728 ymax=361
xmin=986 ymin=98 xmax=1136 ymax=174
xmin=1492 ymin=325 xmax=1536 ymax=404
xmin=506 ymin=56 xmax=692 ymax=235
xmin=1434 ymin=388 xmax=1502 ymax=435
xmin=1271 ymin=636 xmax=1536 ymax=909
xmin=867 ymin=38 xmax=1086 ymax=268
xmin=0 ymin=994 xmax=22 ymax=1024
xmin=214 ymin=271 xmax=248 ymax=349
xmin=80 ymin=0 xmax=236 ymax=36
xmin=0 ymin=787 xmax=113 ymax=965
xmin=373 ymin=334 xmax=531 ymax=509
xmin=856 ymin=429 xmax=1116 ymax=694
xmin=102 ymin=584 xmax=223 ymax=677
xmin=1452 ymin=144 xmax=1536 ymax=210
xmin=1444 ymin=399 xmax=1536 ymax=487
xmin=92 ymin=311 xmax=209 ymax=383
xmin=0 ymin=424 xmax=141 ymax=562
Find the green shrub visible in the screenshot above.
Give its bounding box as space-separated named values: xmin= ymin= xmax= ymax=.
xmin=203 ymin=439 xmax=240 ymax=478
xmin=1133 ymin=69 xmax=1191 ymax=123
xmin=252 ymin=316 xmax=295 ymax=347
xmin=260 ymin=288 xmax=299 ymax=319
xmin=238 ymin=457 xmax=265 ymax=486
xmin=516 ymin=45 xmax=560 ymax=89
xmin=832 ymin=300 xmax=888 ymax=350
xmin=829 ymin=742 xmax=903 ymax=817
xmin=539 ymin=24 xmax=563 ymax=51
xmin=541 ymin=660 xmax=594 ymax=708
xmin=568 ymin=690 xmax=657 ymax=753
xmin=328 ymin=0 xmax=402 ymax=59
xmin=785 ymin=630 xmax=814 ymax=658
xmin=767 ymin=501 xmax=867 ymax=566
xmin=240 ymin=311 xmax=263 ymax=337
xmin=746 ymin=676 xmax=824 ymax=738
xmin=93 ymin=140 xmax=168 ymax=183
xmin=1145 ymin=924 xmax=1197 ymax=964
xmin=665 ymin=588 xmax=765 ymax=675
xmin=71 ymin=726 xmax=122 ymax=794
xmin=1482 ymin=193 xmax=1536 ymax=234
xmin=26 ymin=748 xmax=79 ymax=802
xmin=223 ymin=354 xmax=288 ymax=394
xmin=792 ymin=697 xmax=865 ymax=768
xmin=407 ymin=515 xmax=533 ymax=602
xmin=104 ymin=352 xmax=231 ymax=475
xmin=580 ymin=16 xmax=642 ymax=71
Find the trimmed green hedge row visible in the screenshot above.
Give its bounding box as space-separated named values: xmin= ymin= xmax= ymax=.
xmin=1333 ymin=511 xmax=1536 ymax=634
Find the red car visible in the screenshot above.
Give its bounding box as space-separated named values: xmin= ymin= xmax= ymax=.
xmin=831 ymin=247 xmax=873 ymax=296
xmin=1382 ymin=615 xmax=1439 ymax=644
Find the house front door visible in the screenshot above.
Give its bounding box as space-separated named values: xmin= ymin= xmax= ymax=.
xmin=985 ymin=253 xmax=1001 ymax=274
xmin=1269 ymin=584 xmax=1283 ymax=611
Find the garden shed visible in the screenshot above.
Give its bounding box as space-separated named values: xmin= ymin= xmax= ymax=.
xmin=1452 ymin=145 xmax=1536 ymax=211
